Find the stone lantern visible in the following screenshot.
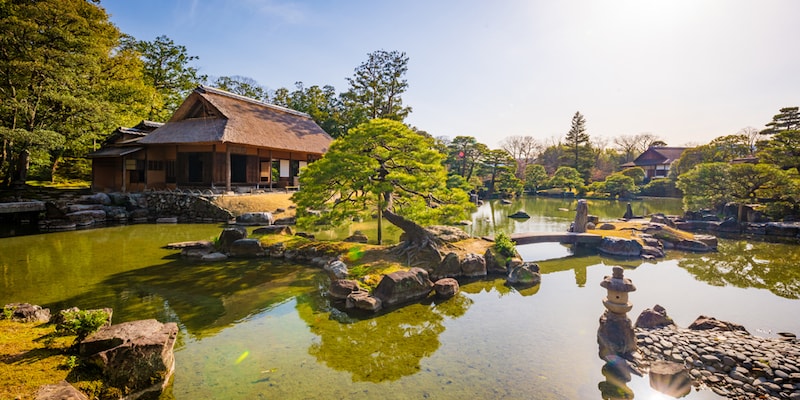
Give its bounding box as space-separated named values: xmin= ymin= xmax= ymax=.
xmin=601 ymin=266 xmax=636 ymax=315
xmin=597 ymin=266 xmax=637 ymax=359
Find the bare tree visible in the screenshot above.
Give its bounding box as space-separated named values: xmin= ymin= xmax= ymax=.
xmin=737 ymin=126 xmax=759 ymax=155
xmin=500 ymin=135 xmax=541 ymax=179
xmin=613 ymin=134 xmax=640 ymax=162
xmin=635 ymin=132 xmax=663 ymax=153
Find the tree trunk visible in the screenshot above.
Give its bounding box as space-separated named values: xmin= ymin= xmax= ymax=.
xmin=12 ymin=149 xmax=30 ymax=188
xmin=383 ymin=206 xmax=442 ymax=267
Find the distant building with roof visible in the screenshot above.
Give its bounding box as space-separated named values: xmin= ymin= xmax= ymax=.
xmin=619 ymin=146 xmax=689 ymax=180
xmin=88 ymin=86 xmax=333 ymax=192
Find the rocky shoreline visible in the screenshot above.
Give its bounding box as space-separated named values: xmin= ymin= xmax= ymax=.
xmin=634 ymin=309 xmax=800 ymax=399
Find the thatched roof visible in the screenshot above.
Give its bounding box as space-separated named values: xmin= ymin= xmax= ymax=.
xmin=139 ymin=86 xmax=333 ymax=154
xmin=632 ymin=147 xmax=688 ymax=166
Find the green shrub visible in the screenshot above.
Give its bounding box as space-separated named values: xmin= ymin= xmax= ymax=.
xmin=56 ymin=309 xmax=110 ymax=342
xmin=494 ymin=232 xmax=517 ymax=258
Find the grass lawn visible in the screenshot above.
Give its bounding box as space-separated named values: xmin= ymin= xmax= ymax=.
xmin=0 ymin=321 xmax=74 ymax=400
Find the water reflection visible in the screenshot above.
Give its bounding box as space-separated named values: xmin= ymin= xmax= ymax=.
xmin=296 ymin=290 xmax=473 ymax=383
xmin=55 ymin=258 xmax=322 ymax=339
xmin=678 ymin=240 xmax=800 ymax=299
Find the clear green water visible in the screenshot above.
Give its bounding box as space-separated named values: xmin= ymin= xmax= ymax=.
xmin=1 ymin=197 xmax=799 ymax=399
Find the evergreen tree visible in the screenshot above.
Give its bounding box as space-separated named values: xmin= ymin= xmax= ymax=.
xmin=0 ymin=0 xmax=152 ymax=185
xmin=565 ymin=111 xmax=589 ymax=168
xmin=292 ymin=119 xmax=473 ymax=246
xmin=341 ymin=50 xmax=411 ymax=131
xmin=121 ymin=35 xmax=206 ymax=121
xmin=760 ymin=107 xmax=800 ymax=135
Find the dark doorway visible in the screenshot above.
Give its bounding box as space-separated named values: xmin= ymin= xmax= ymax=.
xmin=188 ymin=153 xmax=203 ymax=183
xmin=231 ymin=154 xmax=247 ymax=183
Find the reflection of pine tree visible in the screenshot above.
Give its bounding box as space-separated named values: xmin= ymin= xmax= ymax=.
xmin=297 ymin=292 xmax=472 ymax=382
xmin=678 ymin=240 xmax=800 ymax=299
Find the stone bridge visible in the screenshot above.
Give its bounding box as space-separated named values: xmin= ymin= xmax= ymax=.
xmin=509 ymin=232 xmax=603 ymax=246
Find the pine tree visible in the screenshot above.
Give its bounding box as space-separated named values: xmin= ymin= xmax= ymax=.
xmin=565 ymin=111 xmax=589 ymax=168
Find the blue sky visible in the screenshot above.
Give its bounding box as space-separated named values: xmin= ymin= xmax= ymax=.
xmin=101 ymin=0 xmax=799 ymax=149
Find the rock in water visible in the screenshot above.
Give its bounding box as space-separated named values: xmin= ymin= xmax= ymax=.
xmin=572 ymin=199 xmax=589 ymax=233
xmin=373 ymin=268 xmax=434 ymax=308
xmin=434 ymin=278 xmax=460 ymax=298
xmin=635 ymin=304 xmax=675 ymax=329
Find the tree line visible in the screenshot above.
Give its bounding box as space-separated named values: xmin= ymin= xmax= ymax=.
xmin=2 ymin=0 xmax=798 ymax=222
xmin=0 ymin=0 xmax=411 ymax=186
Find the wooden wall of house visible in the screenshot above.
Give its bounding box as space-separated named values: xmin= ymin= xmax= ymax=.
xmin=92 ymin=158 xmax=121 ymax=192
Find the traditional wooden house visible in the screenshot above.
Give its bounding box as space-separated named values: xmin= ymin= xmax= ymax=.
xmin=619 ymin=146 xmax=688 ymax=180
xmin=88 ymin=86 xmax=333 ymax=192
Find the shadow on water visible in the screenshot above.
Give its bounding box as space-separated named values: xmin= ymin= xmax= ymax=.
xmin=54 ymin=257 xmax=324 ymax=339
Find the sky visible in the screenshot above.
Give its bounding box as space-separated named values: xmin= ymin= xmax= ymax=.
xmin=100 ymin=0 xmax=799 ymax=149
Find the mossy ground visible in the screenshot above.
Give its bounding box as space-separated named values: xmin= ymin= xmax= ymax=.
xmin=587 ymin=219 xmax=697 ymax=245
xmin=0 ymin=320 xmax=74 ymax=399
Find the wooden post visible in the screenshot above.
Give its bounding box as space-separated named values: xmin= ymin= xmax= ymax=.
xmin=121 ymin=155 xmax=126 ymax=192
xmin=225 ymin=145 xmax=231 ymax=192
xmin=211 ymin=144 xmax=216 ymax=189
xmin=268 ymin=150 xmax=273 ymax=189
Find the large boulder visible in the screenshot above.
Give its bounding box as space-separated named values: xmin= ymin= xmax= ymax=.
xmin=343 ymin=230 xmax=369 ymax=243
xmin=688 ymin=315 xmax=748 ymax=333
xmin=460 ymin=253 xmax=487 ymax=277
xmin=693 ymin=234 xmax=718 ymax=250
xmin=324 ymin=259 xmax=349 ymax=280
xmin=79 ymin=319 xmax=178 ymax=399
xmin=597 ymin=237 xmax=643 ymax=257
xmin=345 ymin=291 xmax=382 ymax=312
xmin=328 ymin=279 xmax=363 ymax=301
xmin=675 ymin=239 xmax=711 ymax=252
xmin=35 ymin=380 xmax=88 ymax=400
xmin=506 ymin=262 xmax=541 ymax=287
xmin=572 ymin=199 xmax=589 ymax=233
xmin=373 ymin=268 xmax=434 ymax=308
xmin=433 ymin=278 xmax=460 ymax=298
xmin=236 ymin=212 xmax=274 ymax=226
xmin=252 ymin=225 xmax=293 ymax=235
xmin=80 ymin=192 xmax=112 ymax=205
xmin=484 ymin=247 xmax=508 ymax=275
xmin=426 ymin=225 xmax=470 ymax=243
xmin=66 ymin=210 xmax=106 ymax=226
xmin=2 ymin=303 xmax=50 ymax=323
xmin=432 ymin=252 xmax=461 ymax=280
xmin=228 ymin=239 xmax=264 ymax=258
xmin=218 ymin=226 xmax=247 ymax=252
xmin=649 ymin=213 xmax=676 ymax=228
xmin=634 ymin=304 xmax=675 ymax=329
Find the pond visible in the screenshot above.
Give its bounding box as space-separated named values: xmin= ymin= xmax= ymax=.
xmin=1 ymin=196 xmax=799 ymax=399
